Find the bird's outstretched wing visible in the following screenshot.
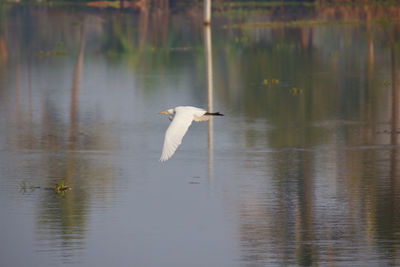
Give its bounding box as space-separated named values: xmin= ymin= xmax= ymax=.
xmin=160 ymin=110 xmax=195 ymax=162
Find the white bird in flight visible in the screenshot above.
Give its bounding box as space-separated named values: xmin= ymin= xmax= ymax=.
xmin=159 ymin=106 xmax=223 ymax=162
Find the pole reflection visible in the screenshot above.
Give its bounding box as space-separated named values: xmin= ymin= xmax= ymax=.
xmin=205 ymin=24 xmax=214 ymax=189
xmin=69 ymin=22 xmax=86 ymax=150
xmin=36 ymin=21 xmax=88 ymax=262
xmin=388 ymin=33 xmax=400 ymax=264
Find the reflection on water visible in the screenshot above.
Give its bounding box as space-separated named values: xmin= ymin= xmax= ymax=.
xmin=235 ymin=147 xmax=400 ymax=265
xmin=1 ymin=2 xmax=400 ymax=266
xmin=205 ymin=24 xmax=214 ymax=187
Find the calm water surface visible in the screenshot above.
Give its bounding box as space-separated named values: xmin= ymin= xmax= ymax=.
xmin=1 ymin=3 xmax=400 ymax=266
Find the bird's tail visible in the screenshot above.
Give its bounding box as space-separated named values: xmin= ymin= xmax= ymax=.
xmin=205 ymin=112 xmax=224 ymax=116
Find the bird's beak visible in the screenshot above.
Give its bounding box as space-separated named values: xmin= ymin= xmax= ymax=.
xmin=159 ymin=111 xmax=168 ymax=114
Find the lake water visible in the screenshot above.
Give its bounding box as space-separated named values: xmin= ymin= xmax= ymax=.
xmin=1 ymin=2 xmax=400 ymax=266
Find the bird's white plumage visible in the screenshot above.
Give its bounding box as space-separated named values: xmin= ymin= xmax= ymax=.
xmin=160 ymin=106 xmax=207 ymax=162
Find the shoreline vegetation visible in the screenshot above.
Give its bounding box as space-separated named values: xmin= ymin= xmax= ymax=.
xmin=2 ymin=0 xmax=400 ymax=29
xmin=224 ymin=17 xmax=400 ymax=29
xmin=2 ymin=0 xmax=400 ymax=8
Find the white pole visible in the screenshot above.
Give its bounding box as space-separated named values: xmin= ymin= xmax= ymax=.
xmin=204 ymin=0 xmax=211 ymax=25
xmin=205 ymin=25 xmax=214 ymax=188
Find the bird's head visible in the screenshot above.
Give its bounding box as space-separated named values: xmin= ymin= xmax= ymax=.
xmin=159 ymin=109 xmax=174 ymax=115
xmin=159 ymin=108 xmax=175 ymax=120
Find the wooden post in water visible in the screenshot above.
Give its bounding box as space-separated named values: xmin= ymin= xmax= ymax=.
xmin=204 ymin=0 xmax=211 ymax=25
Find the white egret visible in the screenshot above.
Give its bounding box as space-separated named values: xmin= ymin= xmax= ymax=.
xmin=159 ymin=106 xmax=223 ymax=162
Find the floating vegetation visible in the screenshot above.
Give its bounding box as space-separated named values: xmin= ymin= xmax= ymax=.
xmin=381 ymin=80 xmax=392 ymax=87
xmin=234 ymin=36 xmax=249 ymax=43
xmin=169 ymin=46 xmax=193 ymax=52
xmin=214 ymin=1 xmax=308 ymax=8
xmin=86 ymin=1 xmax=120 ymax=9
xmin=18 ymin=179 xmax=71 ymax=194
xmin=5 ymin=0 xmax=124 ymax=9
xmin=18 ymin=181 xmax=27 ymax=193
xmin=18 ymin=181 xmax=40 ymax=193
xmin=377 ymin=129 xmax=400 ymax=134
xmin=263 ymin=78 xmax=280 ymax=85
xmin=224 ymin=15 xmax=400 ymax=30
xmin=39 ymin=42 xmax=67 ymax=57
xmin=54 ymin=180 xmax=72 ymax=194
xmin=290 ymin=87 xmax=304 ymax=96
xmin=373 ymin=17 xmax=400 ymax=25
xmin=39 ymin=50 xmax=67 ymax=57
xmin=214 ymin=0 xmax=400 ymax=9
xmin=224 ymin=19 xmax=360 ymax=30
xmin=276 ymin=43 xmax=296 ymax=50
xmin=330 ymin=52 xmax=341 ymax=57
xmin=72 ymin=21 xmax=83 ymax=27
